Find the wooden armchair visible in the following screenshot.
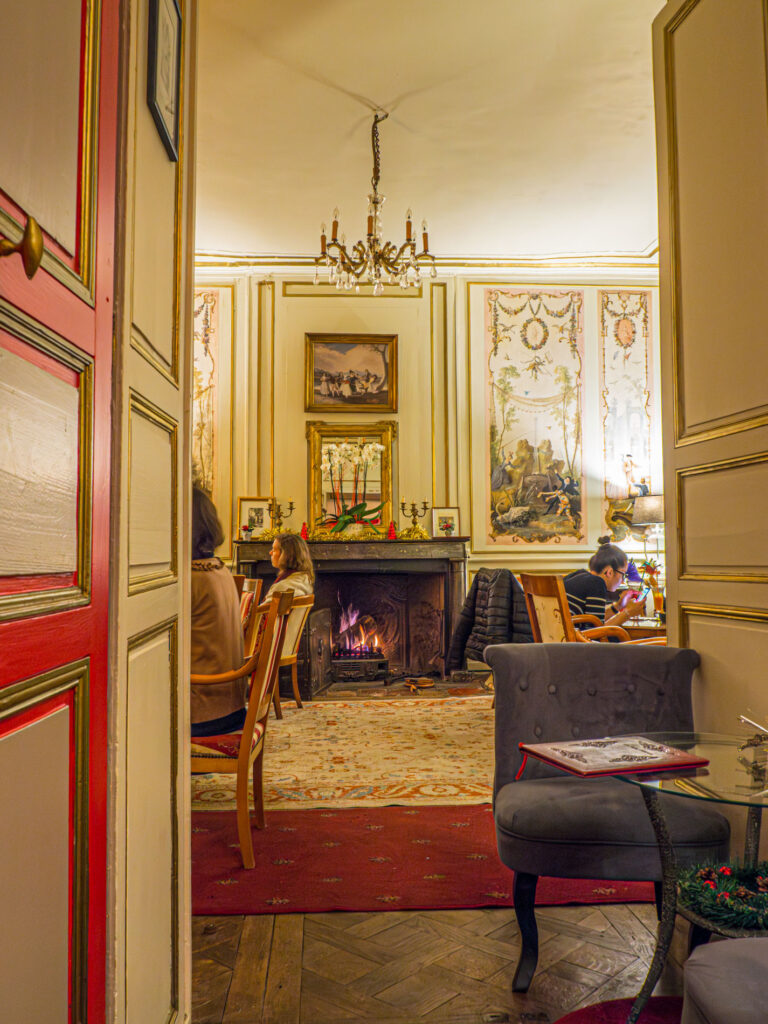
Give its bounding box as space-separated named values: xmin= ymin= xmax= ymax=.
xmin=190 ymin=589 xmax=293 ymax=868
xmin=271 ymin=595 xmax=315 ymax=718
xmin=520 ymin=573 xmax=666 ymax=645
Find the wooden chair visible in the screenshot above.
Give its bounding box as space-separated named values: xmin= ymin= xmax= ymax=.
xmin=271 ymin=595 xmax=314 ymax=718
xmin=519 ymin=573 xmax=666 ymax=645
xmin=232 ymin=573 xmax=246 ymax=599
xmin=190 ymin=589 xmax=294 ymax=868
xmin=240 ymin=578 xmax=263 ymax=655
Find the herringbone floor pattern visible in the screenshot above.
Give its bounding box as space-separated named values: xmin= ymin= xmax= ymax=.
xmin=192 ymin=904 xmax=687 ymax=1024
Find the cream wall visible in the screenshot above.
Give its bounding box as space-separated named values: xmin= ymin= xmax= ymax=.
xmin=197 ymin=259 xmax=660 ymax=582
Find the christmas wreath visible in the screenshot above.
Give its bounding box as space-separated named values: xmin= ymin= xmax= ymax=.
xmin=677 ymin=862 xmax=768 ymax=931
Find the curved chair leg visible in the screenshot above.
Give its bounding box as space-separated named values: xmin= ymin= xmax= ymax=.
xmin=272 ymin=687 xmax=283 ymax=719
xmin=252 ymin=752 xmax=266 ymax=830
xmin=236 ymin=766 xmax=255 ymax=869
xmin=512 ymin=872 xmax=539 ymax=992
xmin=291 ymin=662 xmax=303 ymax=708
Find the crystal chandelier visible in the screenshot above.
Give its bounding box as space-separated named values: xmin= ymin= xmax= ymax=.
xmin=315 ymin=112 xmax=436 ymax=295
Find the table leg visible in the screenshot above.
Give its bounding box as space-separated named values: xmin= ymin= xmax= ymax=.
xmin=627 ymin=788 xmax=678 ymax=1024
xmin=744 ymin=805 xmax=763 ymax=869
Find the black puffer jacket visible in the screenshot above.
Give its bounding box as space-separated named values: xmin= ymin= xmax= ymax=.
xmin=446 ymin=568 xmax=533 ymax=672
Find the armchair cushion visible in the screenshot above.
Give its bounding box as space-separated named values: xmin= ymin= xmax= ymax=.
xmin=495 ymin=776 xmax=730 ymax=879
xmin=190 ymin=722 xmax=265 ymax=761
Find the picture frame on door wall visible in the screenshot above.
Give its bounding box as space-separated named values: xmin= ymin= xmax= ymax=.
xmin=147 ymin=0 xmax=182 ymax=160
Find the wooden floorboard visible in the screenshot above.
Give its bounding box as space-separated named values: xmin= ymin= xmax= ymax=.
xmin=192 ymin=904 xmax=685 ymax=1023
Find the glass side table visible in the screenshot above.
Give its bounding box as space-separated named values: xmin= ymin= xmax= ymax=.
xmin=617 ymin=731 xmax=768 ymax=1023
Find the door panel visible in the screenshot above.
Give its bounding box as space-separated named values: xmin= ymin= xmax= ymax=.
xmin=0 ymin=0 xmax=119 ymax=1020
xmin=654 ymin=0 xmax=768 ymax=735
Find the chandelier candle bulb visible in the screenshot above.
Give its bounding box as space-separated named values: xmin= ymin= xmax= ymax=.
xmin=406 ymin=211 xmax=412 ymax=240
xmin=320 ymin=224 xmax=326 ymax=254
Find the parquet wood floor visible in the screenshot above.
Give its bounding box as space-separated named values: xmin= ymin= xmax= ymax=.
xmin=192 ymin=904 xmax=688 ymax=1024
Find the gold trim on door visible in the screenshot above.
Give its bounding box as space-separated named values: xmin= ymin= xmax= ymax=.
xmin=676 ymin=451 xmax=768 ymax=582
xmin=127 ymin=391 xmax=179 ymax=594
xmin=0 ymin=0 xmax=101 ymax=304
xmin=0 ymin=300 xmax=93 ymax=622
xmin=664 ymin=0 xmax=768 ymax=446
xmin=679 ymin=601 xmax=768 ymax=647
xmin=0 ymin=659 xmax=90 ymax=1024
xmin=125 ymin=618 xmax=180 ymax=1023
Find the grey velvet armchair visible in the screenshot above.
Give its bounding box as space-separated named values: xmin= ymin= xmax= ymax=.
xmin=486 ymin=642 xmax=730 ymax=993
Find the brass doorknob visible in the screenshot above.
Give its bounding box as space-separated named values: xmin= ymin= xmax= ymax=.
xmin=0 ymin=215 xmax=44 ymax=279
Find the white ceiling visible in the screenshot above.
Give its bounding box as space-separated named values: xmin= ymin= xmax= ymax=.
xmin=195 ymin=0 xmax=666 ymax=260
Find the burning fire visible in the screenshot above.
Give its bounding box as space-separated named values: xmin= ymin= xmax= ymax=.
xmin=335 ymin=598 xmax=383 ymax=657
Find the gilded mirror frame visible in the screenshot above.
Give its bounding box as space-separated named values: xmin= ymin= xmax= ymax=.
xmin=306 ymin=421 xmax=396 ymax=531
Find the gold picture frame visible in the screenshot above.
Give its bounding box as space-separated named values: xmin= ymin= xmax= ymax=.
xmin=236 ymin=495 xmax=272 ymax=539
xmin=305 ymin=333 xmax=398 ymax=413
xmin=306 ymin=421 xmax=396 ymax=531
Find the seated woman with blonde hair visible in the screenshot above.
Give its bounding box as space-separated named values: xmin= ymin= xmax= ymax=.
xmin=266 ymin=533 xmax=314 ymax=597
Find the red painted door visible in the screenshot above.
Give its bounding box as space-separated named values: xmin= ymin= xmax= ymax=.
xmin=0 ymin=1 xmax=119 ymax=1020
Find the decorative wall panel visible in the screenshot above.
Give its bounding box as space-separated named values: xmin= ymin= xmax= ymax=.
xmin=678 ymin=453 xmax=768 ymax=580
xmin=192 ymin=289 xmax=220 ymax=494
xmin=485 ymin=288 xmax=585 ymax=544
xmin=128 ymin=393 xmax=177 ymax=592
xmin=599 ymin=290 xmax=655 ymax=540
xmin=126 ymin=622 xmax=178 ymax=1022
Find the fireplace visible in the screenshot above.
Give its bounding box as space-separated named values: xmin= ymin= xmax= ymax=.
xmin=235 ymin=537 xmax=468 ymax=696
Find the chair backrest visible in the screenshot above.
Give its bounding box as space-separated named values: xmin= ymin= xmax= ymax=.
xmin=241 ymin=579 xmax=264 ymax=655
xmin=281 ymin=595 xmax=314 ymax=659
xmin=519 ymin=573 xmax=578 ymax=643
xmin=247 ymin=590 xmax=294 ymax=719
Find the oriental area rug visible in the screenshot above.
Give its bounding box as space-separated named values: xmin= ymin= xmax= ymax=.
xmin=191 ymin=696 xmax=654 ymax=915
xmin=191 ymin=695 xmax=496 ymax=811
xmin=553 ymin=997 xmax=682 ymax=1023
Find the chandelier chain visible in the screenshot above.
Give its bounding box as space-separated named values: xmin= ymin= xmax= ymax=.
xmin=371 ymin=112 xmax=388 ymax=193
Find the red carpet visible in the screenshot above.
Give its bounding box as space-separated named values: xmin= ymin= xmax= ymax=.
xmin=192 ymin=804 xmax=654 ymax=915
xmin=555 ymin=996 xmax=682 ymax=1023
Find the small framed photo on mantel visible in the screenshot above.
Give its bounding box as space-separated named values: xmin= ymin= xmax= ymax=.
xmin=237 ymin=496 xmax=272 ymax=540
xmin=432 ymin=507 xmax=460 ymax=539
xmin=147 ymin=0 xmax=182 ymax=161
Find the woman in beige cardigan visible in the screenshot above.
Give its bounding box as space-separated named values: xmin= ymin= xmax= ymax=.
xmin=190 ymin=487 xmax=246 ymax=736
xmin=266 ymin=533 xmax=314 ymax=597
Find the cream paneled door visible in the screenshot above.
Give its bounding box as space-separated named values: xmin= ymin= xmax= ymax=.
xmin=0 ymin=0 xmax=120 ymax=1021
xmin=653 ymin=0 xmax=768 ymax=725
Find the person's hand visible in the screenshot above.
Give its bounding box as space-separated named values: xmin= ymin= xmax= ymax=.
xmin=624 ymin=598 xmax=646 ymax=618
xmin=617 ymin=589 xmax=639 ymax=610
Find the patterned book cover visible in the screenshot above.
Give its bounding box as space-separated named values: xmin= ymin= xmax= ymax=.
xmin=519 ymin=736 xmax=709 ymax=777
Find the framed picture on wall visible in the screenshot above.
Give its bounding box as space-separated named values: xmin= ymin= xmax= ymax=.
xmin=432 ymin=507 xmax=460 ymax=538
xmin=305 ymin=333 xmax=397 ymax=413
xmin=147 ymin=0 xmax=181 ymax=161
xmin=236 ymin=496 xmax=272 ymax=539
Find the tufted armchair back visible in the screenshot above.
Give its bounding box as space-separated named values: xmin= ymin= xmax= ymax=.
xmin=486 ymin=642 xmax=700 ymax=796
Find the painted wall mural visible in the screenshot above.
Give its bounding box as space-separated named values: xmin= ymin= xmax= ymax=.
xmin=599 ymin=291 xmax=654 ymax=541
xmin=192 ymin=289 xmax=219 ymax=494
xmin=486 ymin=288 xmax=585 ymax=544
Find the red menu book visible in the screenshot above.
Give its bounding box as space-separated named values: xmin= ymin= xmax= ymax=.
xmin=519 ymin=736 xmax=709 ymax=777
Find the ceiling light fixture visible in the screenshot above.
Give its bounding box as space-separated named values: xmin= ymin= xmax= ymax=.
xmin=315 ymin=111 xmax=436 ymax=295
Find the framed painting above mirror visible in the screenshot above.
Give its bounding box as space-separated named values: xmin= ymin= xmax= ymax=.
xmin=305 ymin=333 xmax=397 ymax=413
xmin=306 ymin=421 xmax=396 ymax=533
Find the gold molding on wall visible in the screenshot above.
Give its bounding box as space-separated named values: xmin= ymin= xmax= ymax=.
xmin=125 ymin=618 xmax=180 ymax=1022
xmin=196 ymin=249 xmax=660 ymax=271
xmin=282 ymin=280 xmax=423 ymax=299
xmin=0 ymin=659 xmax=90 ymax=1023
xmin=430 ymin=282 xmax=449 ymax=505
xmin=676 ymin=450 xmax=768 ymax=582
xmin=664 ymin=0 xmax=768 ymax=447
xmin=0 ymin=299 xmax=94 ymax=622
xmin=127 ymin=390 xmax=179 ymax=594
xmin=679 ymin=601 xmax=768 ymax=647
xmin=255 ymin=281 xmax=276 ymax=496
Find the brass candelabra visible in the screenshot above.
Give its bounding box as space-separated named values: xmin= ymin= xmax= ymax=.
xmin=399 ymin=500 xmax=430 ymax=541
xmin=261 ymin=499 xmax=295 ymax=539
